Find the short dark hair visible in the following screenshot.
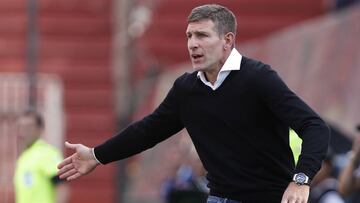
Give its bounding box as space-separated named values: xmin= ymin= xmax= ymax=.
xmin=21 ymin=110 xmax=44 ymax=129
xmin=187 ymin=4 xmax=237 ymax=36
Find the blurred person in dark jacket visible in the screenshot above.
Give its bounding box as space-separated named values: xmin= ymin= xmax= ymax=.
xmin=338 ymin=124 xmax=360 ymax=202
xmin=310 ymin=148 xmax=345 ymax=203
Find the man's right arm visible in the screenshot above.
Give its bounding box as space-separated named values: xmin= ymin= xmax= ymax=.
xmin=58 ymin=78 xmax=184 ymax=180
xmin=94 ymin=82 xmax=184 ymax=164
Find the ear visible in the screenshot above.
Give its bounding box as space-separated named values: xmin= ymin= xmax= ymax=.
xmin=223 ymin=32 xmax=235 ymax=50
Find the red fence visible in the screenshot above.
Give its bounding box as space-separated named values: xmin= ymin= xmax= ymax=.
xmin=240 ymin=4 xmax=360 ymax=135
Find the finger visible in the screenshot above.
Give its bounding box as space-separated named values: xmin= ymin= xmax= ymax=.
xmin=281 ymin=196 xmax=293 ymax=203
xmin=57 ymin=163 xmax=75 ymax=177
xmin=281 ymin=199 xmax=287 ymax=203
xmin=57 ymin=155 xmax=74 ymax=169
xmin=59 ymin=168 xmax=78 ymax=180
xmin=281 ymin=196 xmax=288 ymax=203
xmin=67 ymin=172 xmax=82 ymax=181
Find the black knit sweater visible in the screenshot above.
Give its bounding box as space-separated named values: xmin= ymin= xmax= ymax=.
xmin=95 ymin=56 xmax=329 ymax=202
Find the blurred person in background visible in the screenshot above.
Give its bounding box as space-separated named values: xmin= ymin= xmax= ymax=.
xmin=14 ymin=111 xmax=69 ymax=203
xmin=161 ymin=136 xmax=208 ymax=203
xmin=309 ymin=148 xmax=345 ymax=203
xmin=338 ymin=124 xmax=360 ymax=202
xmin=58 ymin=4 xmax=330 ymax=203
xmin=162 ymin=163 xmax=208 ymax=203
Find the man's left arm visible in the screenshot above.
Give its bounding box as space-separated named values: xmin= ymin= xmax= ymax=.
xmin=254 ymin=65 xmax=330 ymax=202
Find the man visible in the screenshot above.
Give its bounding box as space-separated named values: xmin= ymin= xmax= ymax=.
xmin=14 ymin=111 xmax=69 ymax=203
xmin=58 ymin=4 xmax=329 ymax=203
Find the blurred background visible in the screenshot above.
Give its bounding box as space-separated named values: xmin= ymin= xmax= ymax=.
xmin=0 ymin=0 xmax=359 ymax=203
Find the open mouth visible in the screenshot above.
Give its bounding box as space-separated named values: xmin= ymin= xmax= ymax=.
xmin=191 ymin=54 xmax=203 ymax=60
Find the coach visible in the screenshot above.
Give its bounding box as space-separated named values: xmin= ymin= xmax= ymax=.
xmin=58 ymin=4 xmax=329 ymax=203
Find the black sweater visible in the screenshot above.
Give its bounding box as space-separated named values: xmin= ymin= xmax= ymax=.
xmin=94 ymin=57 xmax=329 ymax=202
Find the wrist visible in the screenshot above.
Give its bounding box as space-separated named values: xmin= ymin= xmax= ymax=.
xmin=290 ymin=181 xmax=310 ymax=187
xmin=91 ymin=148 xmax=102 ymax=165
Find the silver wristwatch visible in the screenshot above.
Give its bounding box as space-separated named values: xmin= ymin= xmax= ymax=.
xmin=292 ymin=173 xmax=310 ymax=185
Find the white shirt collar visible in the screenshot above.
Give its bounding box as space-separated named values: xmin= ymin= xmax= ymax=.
xmin=219 ymin=47 xmax=242 ymax=72
xmin=197 ymin=48 xmax=242 ymax=90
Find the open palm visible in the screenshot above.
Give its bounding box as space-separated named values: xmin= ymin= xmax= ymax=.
xmin=57 ymin=142 xmax=100 ymax=181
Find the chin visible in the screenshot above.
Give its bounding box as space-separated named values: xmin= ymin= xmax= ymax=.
xmin=192 ymin=65 xmax=206 ymax=72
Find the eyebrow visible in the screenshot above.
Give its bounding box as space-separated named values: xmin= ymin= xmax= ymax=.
xmin=186 ymin=30 xmax=209 ymax=35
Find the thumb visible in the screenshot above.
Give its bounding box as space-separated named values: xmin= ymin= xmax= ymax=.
xmin=65 ymin=141 xmax=79 ymax=150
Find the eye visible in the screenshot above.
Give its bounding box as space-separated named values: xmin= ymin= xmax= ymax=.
xmin=186 ymin=33 xmax=192 ymax=39
xmin=198 ymin=33 xmax=207 ymax=37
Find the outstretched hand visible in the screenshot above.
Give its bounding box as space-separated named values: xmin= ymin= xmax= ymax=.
xmin=57 ymin=142 xmax=100 ymax=181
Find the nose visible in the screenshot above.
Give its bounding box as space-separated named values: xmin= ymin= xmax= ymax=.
xmin=187 ymin=37 xmax=199 ymax=50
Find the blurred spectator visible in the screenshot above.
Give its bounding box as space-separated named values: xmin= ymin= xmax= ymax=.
xmin=13 ymin=111 xmax=69 ymax=203
xmin=162 ymin=164 xmax=208 ymax=203
xmin=161 ymin=136 xmax=208 ymax=203
xmin=310 ymin=148 xmax=345 ymax=203
xmin=338 ymin=124 xmax=360 ymax=202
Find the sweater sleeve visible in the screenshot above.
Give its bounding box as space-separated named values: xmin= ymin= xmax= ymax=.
xmin=254 ymin=64 xmax=330 ymax=180
xmin=93 ymin=78 xmax=184 ymax=164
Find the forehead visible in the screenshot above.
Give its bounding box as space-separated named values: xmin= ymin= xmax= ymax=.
xmin=186 ymin=19 xmax=217 ymax=33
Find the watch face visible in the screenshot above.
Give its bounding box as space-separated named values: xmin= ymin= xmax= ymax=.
xmin=293 ymin=173 xmax=309 ymax=185
xmin=295 ymin=174 xmax=306 ymax=183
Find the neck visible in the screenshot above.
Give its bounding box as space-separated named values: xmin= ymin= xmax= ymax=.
xmin=25 ymin=138 xmax=39 ymax=150
xmin=204 ymin=67 xmax=221 ymax=85
xmin=204 ymin=49 xmax=232 ymax=84
xmin=17 ymin=138 xmax=38 ymax=155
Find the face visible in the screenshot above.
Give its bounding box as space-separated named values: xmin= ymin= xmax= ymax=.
xmin=17 ymin=116 xmax=42 ymax=146
xmin=186 ymin=19 xmax=227 ymax=72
